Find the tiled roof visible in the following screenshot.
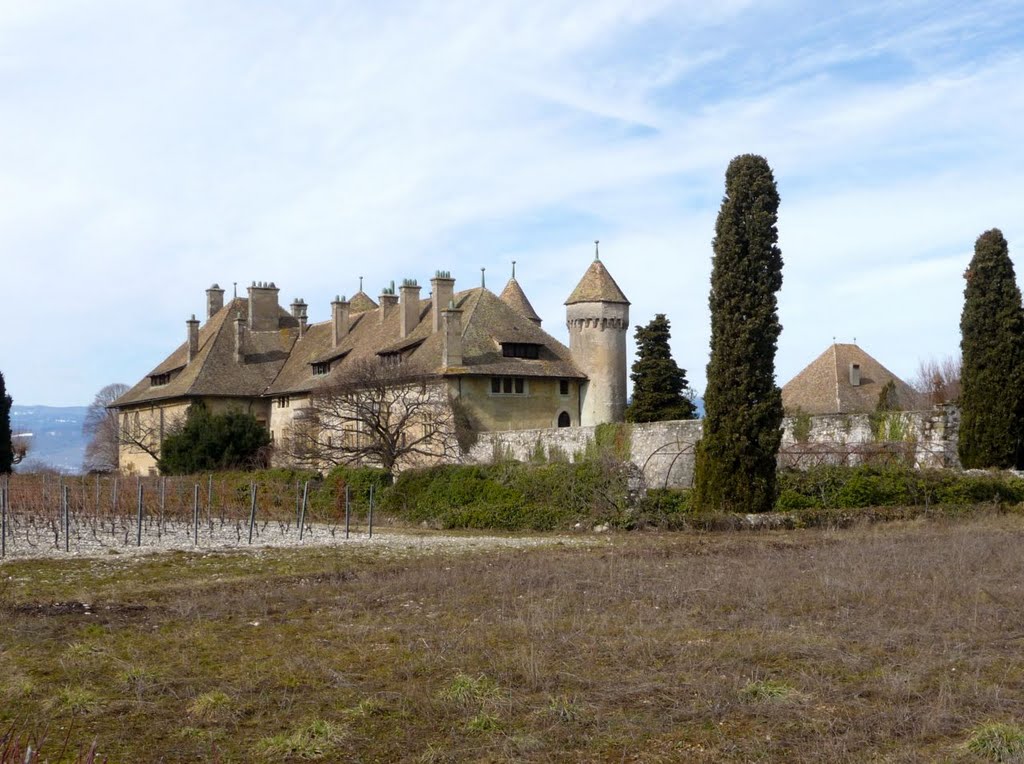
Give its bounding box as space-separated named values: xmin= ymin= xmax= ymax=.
xmin=565 ymin=259 xmax=629 ymax=305
xmin=349 ymin=291 xmax=378 ymax=313
xmin=781 ymin=343 xmax=925 ymax=414
xmin=265 ymin=287 xmax=585 ymax=396
xmin=499 ymin=277 xmax=542 ymax=324
xmin=112 ymin=298 xmax=299 ymax=407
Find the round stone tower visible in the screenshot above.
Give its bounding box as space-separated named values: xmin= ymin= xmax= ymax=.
xmin=565 ymin=246 xmax=630 ymax=426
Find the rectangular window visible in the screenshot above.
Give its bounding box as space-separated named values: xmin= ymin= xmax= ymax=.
xmin=490 ymin=377 xmax=527 ymax=396
xmin=276 ymin=396 xmax=290 ymax=408
xmin=559 ymin=379 xmax=570 ymax=396
xmin=501 ymin=342 xmax=540 ymax=359
xmin=150 ymin=372 xmax=171 ymax=386
xmin=312 ymin=362 xmax=330 ymax=376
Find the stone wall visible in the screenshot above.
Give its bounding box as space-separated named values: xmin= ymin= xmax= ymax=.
xmin=467 ymin=406 xmax=961 ymax=489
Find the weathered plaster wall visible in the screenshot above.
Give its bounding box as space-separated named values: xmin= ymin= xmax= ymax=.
xmin=467 ymin=407 xmax=961 ymax=489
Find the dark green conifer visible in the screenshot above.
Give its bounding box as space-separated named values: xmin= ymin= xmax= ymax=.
xmin=625 ymin=314 xmax=695 ymax=423
xmin=958 ymin=228 xmax=1024 ymax=468
xmin=0 ymin=370 xmax=12 ymax=474
xmin=693 ymin=154 xmax=784 ymax=513
xmin=158 ymin=403 xmax=270 ymax=475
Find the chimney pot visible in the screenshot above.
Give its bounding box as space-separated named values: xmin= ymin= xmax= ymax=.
xmin=399 ymin=279 xmax=421 ymax=338
xmin=442 ymin=304 xmax=463 ymax=367
xmin=187 ymin=315 xmax=200 ymax=363
xmin=206 ymin=283 xmax=225 ymax=319
xmin=431 ymin=272 xmax=456 ymax=333
xmin=331 ymin=295 xmax=350 ymax=347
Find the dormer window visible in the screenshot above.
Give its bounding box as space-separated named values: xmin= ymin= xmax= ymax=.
xmin=501 ymin=342 xmax=540 ymax=359
xmin=150 ymin=372 xmax=171 ymax=386
xmin=312 ymin=361 xmax=331 ymax=376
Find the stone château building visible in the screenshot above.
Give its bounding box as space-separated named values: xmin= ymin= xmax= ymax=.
xmin=112 ymin=255 xmax=630 ymax=474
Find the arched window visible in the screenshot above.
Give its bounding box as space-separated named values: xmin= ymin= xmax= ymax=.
xmin=557 ymin=411 xmax=571 ymax=428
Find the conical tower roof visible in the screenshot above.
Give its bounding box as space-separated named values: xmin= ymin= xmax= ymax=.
xmin=565 ymin=258 xmax=629 ymax=305
xmin=499 ymin=277 xmax=542 ymax=325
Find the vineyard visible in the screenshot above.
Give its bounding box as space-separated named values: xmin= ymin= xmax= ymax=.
xmin=0 ymin=473 xmax=380 ymax=559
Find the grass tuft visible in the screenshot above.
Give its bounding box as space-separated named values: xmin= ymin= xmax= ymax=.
xmin=741 ymin=679 xmax=798 ymax=702
xmin=253 ymin=719 xmax=346 ymax=760
xmin=438 ymin=673 xmax=500 ymax=707
xmin=187 ymin=690 xmax=234 ymax=722
xmin=965 ymin=722 xmax=1024 ymax=762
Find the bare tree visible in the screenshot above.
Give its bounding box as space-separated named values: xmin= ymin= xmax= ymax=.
xmin=83 ymin=383 xmax=130 ymax=472
xmin=284 ymin=358 xmax=459 ymax=476
xmin=11 ymin=432 xmax=30 ymax=465
xmin=913 ymin=355 xmax=961 ymax=406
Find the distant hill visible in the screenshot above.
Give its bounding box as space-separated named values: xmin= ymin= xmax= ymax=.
xmin=10 ymin=405 xmax=89 ymax=473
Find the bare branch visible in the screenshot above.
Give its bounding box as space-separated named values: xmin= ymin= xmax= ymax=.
xmin=282 ymin=358 xmax=459 ymax=475
xmin=913 ymin=355 xmax=961 ymax=406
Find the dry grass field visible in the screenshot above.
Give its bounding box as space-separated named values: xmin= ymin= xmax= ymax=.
xmin=2 ymin=515 xmax=1024 ymax=762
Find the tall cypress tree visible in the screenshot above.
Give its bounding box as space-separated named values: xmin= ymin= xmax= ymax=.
xmin=625 ymin=314 xmax=696 ymax=422
xmin=958 ymin=228 xmax=1024 ymax=468
xmin=0 ymin=370 xmax=13 ymax=474
xmin=694 ymin=154 xmax=784 ymax=513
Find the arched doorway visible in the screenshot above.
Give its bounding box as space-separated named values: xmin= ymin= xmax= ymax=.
xmin=557 ymin=411 xmax=571 ymax=428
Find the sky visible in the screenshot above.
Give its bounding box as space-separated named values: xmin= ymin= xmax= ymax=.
xmin=2 ymin=0 xmax=1023 ymax=407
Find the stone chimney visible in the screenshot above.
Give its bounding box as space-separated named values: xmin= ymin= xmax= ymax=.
xmin=379 ymin=282 xmax=398 ymax=324
xmin=441 ymin=302 xmax=463 ymax=367
xmin=399 ymin=279 xmax=421 ymax=338
xmin=206 ymin=284 xmax=225 ymax=319
xmin=431 ymin=271 xmax=455 ymax=332
xmin=849 ymin=363 xmax=861 ymax=386
xmin=234 ymin=313 xmax=246 ymax=362
xmin=186 ymin=314 xmax=200 ymax=363
xmin=331 ymin=295 xmax=350 ymax=347
xmin=247 ymin=281 xmax=280 ymax=331
xmin=290 ymin=298 xmax=308 ymax=337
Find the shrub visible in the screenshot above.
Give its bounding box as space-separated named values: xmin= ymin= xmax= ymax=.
xmin=381 ymin=460 xmax=630 ymax=531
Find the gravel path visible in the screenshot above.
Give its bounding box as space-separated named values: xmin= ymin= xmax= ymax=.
xmin=0 ymin=517 xmax=602 ymax=562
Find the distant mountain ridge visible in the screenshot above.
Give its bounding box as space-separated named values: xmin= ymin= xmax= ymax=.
xmin=10 ymin=405 xmax=89 ymax=473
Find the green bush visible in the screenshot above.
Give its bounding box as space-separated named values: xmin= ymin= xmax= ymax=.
xmin=630 ymin=489 xmax=693 ymax=530
xmin=775 ymin=465 xmax=1024 ymax=511
xmin=381 ymin=460 xmax=630 ymax=531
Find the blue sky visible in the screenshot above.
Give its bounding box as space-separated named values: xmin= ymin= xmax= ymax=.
xmin=2 ymin=0 xmax=1023 ymax=406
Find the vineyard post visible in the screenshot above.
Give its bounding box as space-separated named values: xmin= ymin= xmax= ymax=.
xmin=112 ymin=476 xmax=118 ymax=514
xmin=299 ymin=481 xmax=309 ymax=541
xmin=94 ymin=474 xmax=100 ymax=514
xmin=62 ymin=485 xmax=70 ymax=553
xmin=159 ymin=477 xmax=166 ymax=528
xmin=247 ymin=482 xmax=257 ymax=545
xmin=344 ymin=484 xmax=350 ymax=540
xmin=136 ymin=479 xmax=144 ymax=547
xmin=193 ymin=484 xmax=200 ymax=546
xmin=368 ymin=485 xmax=374 ymax=539
xmin=295 ymin=480 xmax=301 ymax=526
xmin=1 ymin=476 xmax=7 ymax=558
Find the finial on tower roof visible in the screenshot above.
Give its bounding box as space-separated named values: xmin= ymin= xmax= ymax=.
xmin=359 ymin=276 xmax=363 ymax=292
xmin=594 ymin=240 xmax=600 ymax=261
xmin=481 ymin=267 xmax=486 ymax=288
xmin=233 ymin=282 xmax=237 ymax=298
xmin=511 ymin=260 xmax=516 ymax=279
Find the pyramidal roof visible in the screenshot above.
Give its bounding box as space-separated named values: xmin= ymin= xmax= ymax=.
xmin=349 ymin=291 xmax=378 ymax=313
xmin=565 ymin=258 xmax=629 ymax=305
xmin=781 ymin=343 xmax=924 ymax=414
xmin=499 ymin=277 xmax=542 ymax=325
